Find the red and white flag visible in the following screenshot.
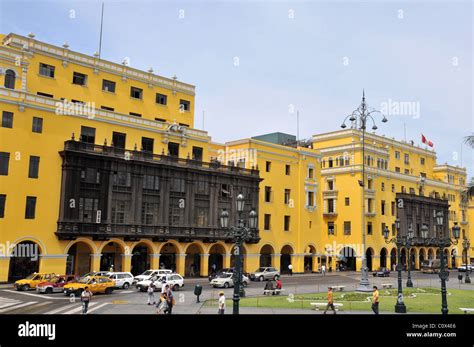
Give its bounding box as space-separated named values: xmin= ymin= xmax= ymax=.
xmin=421 ymin=134 xmax=434 ymax=147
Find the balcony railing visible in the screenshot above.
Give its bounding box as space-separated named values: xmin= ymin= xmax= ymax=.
xmin=63 ymin=140 xmax=259 ymax=177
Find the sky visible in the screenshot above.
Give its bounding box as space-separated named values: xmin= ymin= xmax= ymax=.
xmin=0 ymin=0 xmax=472 ymax=178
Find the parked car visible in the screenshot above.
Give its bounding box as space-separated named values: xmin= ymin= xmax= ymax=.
xmin=372 ymin=267 xmax=390 ymax=277
xmin=457 ymin=264 xmax=473 ymax=272
xmin=63 ymin=275 xmax=115 ymax=296
xmin=81 ymin=271 xmax=111 ymax=278
xmin=208 ymin=268 xmax=234 ymax=282
xmin=14 ymin=273 xmax=58 ymax=291
xmin=36 ymin=275 xmax=77 ymax=294
xmin=421 ymin=259 xmax=441 ymax=274
xmin=133 ymin=269 xmax=172 ymax=284
xmin=250 ymin=267 xmax=280 ymax=281
xmin=210 ymin=272 xmax=249 ymax=288
xmin=153 ymin=274 xmax=184 ymax=291
xmin=108 ymin=272 xmax=134 ymax=289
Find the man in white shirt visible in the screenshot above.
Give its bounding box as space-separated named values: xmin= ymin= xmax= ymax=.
xmin=218 ymin=291 xmax=226 ymax=314
xmin=321 ymin=264 xmax=326 ymax=276
xmin=288 ymin=263 xmax=293 ymax=276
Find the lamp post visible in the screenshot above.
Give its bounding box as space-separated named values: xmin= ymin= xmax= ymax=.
xmin=383 ymin=218 xmax=410 ymax=313
xmin=462 ymin=236 xmax=471 ymax=284
xmin=341 ymin=90 xmax=387 ymax=292
xmin=219 ymin=194 xmax=258 ymax=315
xmin=406 ymin=225 xmax=414 ymax=288
xmin=421 ymin=212 xmax=460 ymax=315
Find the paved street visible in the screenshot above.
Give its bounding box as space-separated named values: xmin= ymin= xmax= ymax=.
xmin=0 ymin=271 xmax=472 ymax=314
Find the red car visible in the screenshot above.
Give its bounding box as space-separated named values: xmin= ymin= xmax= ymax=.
xmin=36 ymin=275 xmax=77 ymax=294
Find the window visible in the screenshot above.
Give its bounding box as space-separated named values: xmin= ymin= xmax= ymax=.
xmin=395 ymin=167 xmax=401 ymax=173
xmin=28 ymin=156 xmax=40 ymax=179
xmin=156 ymin=93 xmax=167 ymax=105
xmin=344 ymin=221 xmax=351 ymax=235
xmin=179 ymin=99 xmax=190 ymax=111
xmin=113 ymin=172 xmax=131 ymax=187
xmin=168 ymin=142 xmax=179 ymax=157
xmin=192 ymin=146 xmax=203 ymax=161
xmin=143 ymin=175 xmax=160 ymax=190
xmin=37 ymin=92 xmax=54 ymax=98
xmin=72 ymin=72 xmax=87 ymax=86
xmin=130 ymin=87 xmax=143 ymax=99
xmin=101 ymin=106 xmax=114 ymax=111
xmin=194 ymin=200 xmax=209 ymax=227
xmin=112 ymin=132 xmax=126 ymax=149
xmin=265 ymin=161 xmax=271 ymax=172
xmin=395 ymin=151 xmax=400 ymax=159
xmin=39 ymin=63 xmax=55 ymax=78
xmin=155 ymin=117 xmax=166 ymax=122
xmin=284 ymin=216 xmax=290 ymax=231
xmin=391 ymin=201 xmax=395 ymax=216
xmin=391 ymin=184 xmax=395 ymax=192
xmin=345 ymin=197 xmax=350 ymax=206
xmin=25 ymin=196 xmax=37 ymax=219
xmin=129 ymin=112 xmax=142 ymax=117
xmin=284 ymin=189 xmax=291 ymax=205
xmin=0 ymin=152 xmax=10 ymax=175
xmin=381 ymin=182 xmax=385 ymax=191
xmin=367 ymin=222 xmax=373 ymax=235
xmin=308 ymin=167 xmax=314 ymax=179
xmin=79 ymin=198 xmax=99 ymax=222
xmin=32 ymin=117 xmax=43 ymax=133
xmin=327 ymin=199 xmax=335 ymax=213
xmin=141 ymin=137 xmax=154 ymax=153
xmin=367 ymin=198 xmax=374 ymax=213
xmin=0 ymin=194 xmax=5 ymax=218
xmin=285 ymin=165 xmax=291 ymax=175
xmin=220 ymin=184 xmax=232 ymax=198
xmin=328 ymin=158 xmax=333 ymax=168
xmin=307 ymin=191 xmax=315 ymax=207
xmin=4 ymin=69 xmax=15 ymax=89
xmin=404 ymin=169 xmax=410 ymax=175
xmin=420 ymin=172 xmax=426 ymax=178
xmin=2 ymin=111 xmax=13 ymax=128
xmin=404 ymin=153 xmax=409 ymax=165
xmin=328 ymin=222 xmax=335 ymax=235
xmin=409 ymin=187 xmax=416 ymax=194
xmin=420 ymin=157 xmax=425 ymax=165
xmin=264 ymin=214 xmax=271 ymax=230
xmin=328 ymin=180 xmax=334 ymax=190
xmin=381 ymin=200 xmax=385 ymax=215
xmin=111 ymin=199 xmax=130 ymax=224
xmin=102 ymin=79 xmax=116 ymax=93
xmin=381 ymin=223 xmax=386 ymax=236
xmin=264 ymin=186 xmax=272 ymax=203
xmin=80 ymin=126 xmax=96 ymax=144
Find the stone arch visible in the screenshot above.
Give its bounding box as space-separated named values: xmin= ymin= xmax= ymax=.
xmin=390 ymin=247 xmax=397 ymax=271
xmin=280 ymin=244 xmax=294 ymax=274
xmin=380 ymin=247 xmax=388 ymax=268
xmin=208 ymin=243 xmax=227 ymax=274
xmin=130 ymin=241 xmax=155 ymax=276
xmin=64 ymin=238 xmax=98 ymax=254
xmin=339 ymin=246 xmax=357 ymax=271
xmin=185 ymin=242 xmax=205 ymax=277
xmin=8 ymin=240 xmax=42 ymax=282
xmin=304 ymin=244 xmax=317 ymax=273
xmin=259 ymin=244 xmax=274 ymax=267
xmin=365 ymin=247 xmax=375 ymax=271
xmin=65 ymin=239 xmax=95 ymax=276
xmin=159 ymin=242 xmax=180 ymax=272
xmin=98 ymin=240 xmax=127 ymax=272
xmin=11 ymin=236 xmax=46 ymax=255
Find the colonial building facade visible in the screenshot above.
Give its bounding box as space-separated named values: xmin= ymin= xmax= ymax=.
xmin=0 ymin=33 xmax=471 ymax=282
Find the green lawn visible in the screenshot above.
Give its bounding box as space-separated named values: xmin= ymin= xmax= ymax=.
xmin=207 ymin=288 xmax=474 ymax=314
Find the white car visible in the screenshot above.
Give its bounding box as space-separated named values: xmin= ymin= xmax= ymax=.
xmin=133 ymin=269 xmax=172 ymax=284
xmin=152 ymin=274 xmax=184 ymax=291
xmin=210 ymin=272 xmax=249 ymax=288
xmin=108 ymin=272 xmax=134 ymax=289
xmin=458 ymin=264 xmax=473 ymax=272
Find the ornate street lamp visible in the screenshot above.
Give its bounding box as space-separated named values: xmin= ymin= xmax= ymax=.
xmin=341 ymin=90 xmax=388 ymax=292
xmin=220 ymin=193 xmax=258 ymax=315
xmin=462 ymin=236 xmax=471 ymax=283
xmin=406 ymin=225 xmax=414 ymax=288
xmin=383 ymin=219 xmax=406 ymax=313
xmin=422 ymin=212 xmax=460 ymax=314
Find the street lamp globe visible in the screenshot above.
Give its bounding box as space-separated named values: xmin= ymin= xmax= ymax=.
xmin=395 ymin=218 xmax=400 ymax=231
xmin=421 ymin=224 xmax=429 ymax=239
xmin=407 ymin=225 xmax=414 ymax=240
xmin=452 ymin=223 xmax=461 ymax=240
xmin=436 ymin=211 xmax=444 ymax=226
xmin=220 ymin=209 xmax=230 ymax=229
xmin=236 ymin=193 xmax=245 ymax=212
xmin=248 ymin=209 xmax=258 ymax=229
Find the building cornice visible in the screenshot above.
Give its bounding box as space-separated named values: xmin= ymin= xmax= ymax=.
xmin=433 ymin=165 xmax=466 ymax=175
xmin=224 ymin=138 xmax=321 ymax=159
xmin=319 ymin=143 xmax=389 ymax=157
xmin=2 ymin=33 xmax=195 ymax=96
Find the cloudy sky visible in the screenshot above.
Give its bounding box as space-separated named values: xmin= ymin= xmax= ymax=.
xmin=1 ymin=0 xmax=472 ymax=177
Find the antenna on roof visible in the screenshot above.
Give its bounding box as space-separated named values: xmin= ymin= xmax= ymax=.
xmin=98 ymin=2 xmax=105 ymax=59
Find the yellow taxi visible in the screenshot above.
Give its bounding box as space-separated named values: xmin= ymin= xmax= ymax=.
xmin=63 ymin=275 xmax=116 ymax=296
xmin=14 ymin=273 xmax=58 ymax=291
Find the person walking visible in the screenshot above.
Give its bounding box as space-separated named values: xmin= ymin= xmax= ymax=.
xmin=166 ymin=285 xmax=174 ymax=315
xmin=156 ymin=292 xmax=168 ymax=314
xmin=288 ymin=263 xmax=293 ymax=276
xmin=147 ymin=283 xmax=156 ymax=305
xmin=190 ymin=263 xmax=195 ymax=277
xmin=323 ymin=287 xmax=336 ymax=314
xmin=218 ymin=291 xmax=226 ymax=314
xmin=372 ymin=286 xmax=379 ymax=315
xmin=80 ymin=286 xmax=93 ymax=315
xmin=321 ymin=264 xmax=326 ymax=276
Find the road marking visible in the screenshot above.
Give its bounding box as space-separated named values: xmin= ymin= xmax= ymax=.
xmin=63 ymin=302 xmax=99 ymax=315
xmin=0 ymin=301 xmax=37 ymax=313
xmin=1 ymin=289 xmax=69 ymax=300
xmin=87 ymin=303 xmax=109 ymax=314
xmin=45 ymin=304 xmax=79 ymax=315
xmin=0 ymin=297 xmax=22 ymax=309
xmin=118 ymin=290 xmax=135 ymax=294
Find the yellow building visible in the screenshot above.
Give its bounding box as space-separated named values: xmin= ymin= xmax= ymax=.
xmin=0 ymin=32 xmax=471 ymax=282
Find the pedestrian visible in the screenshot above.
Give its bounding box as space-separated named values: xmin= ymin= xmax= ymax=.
xmin=372 ymin=286 xmax=379 ymax=315
xmin=218 ymin=291 xmax=226 ymax=314
xmin=81 ymin=286 xmax=93 ymax=315
xmin=211 ymin=263 xmax=217 ymax=275
xmin=190 ymin=263 xmax=195 ymax=277
xmin=275 ymin=278 xmax=282 ymax=290
xmin=156 ymin=292 xmax=168 ymax=314
xmin=147 ymin=283 xmax=155 ymax=305
xmin=321 ymin=264 xmax=326 ymax=276
xmin=165 ymin=284 xmax=174 ymax=315
xmin=264 ymin=279 xmax=274 ymax=295
xmin=323 ymin=287 xmax=336 ymax=314
xmin=288 ymin=263 xmax=293 ymax=276
xmin=109 ymin=264 xmax=114 ymax=272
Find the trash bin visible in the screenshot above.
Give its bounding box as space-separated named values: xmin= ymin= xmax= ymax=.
xmin=458 ymin=274 xmax=463 ymax=283
xmin=194 ymin=284 xmax=202 ymax=303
